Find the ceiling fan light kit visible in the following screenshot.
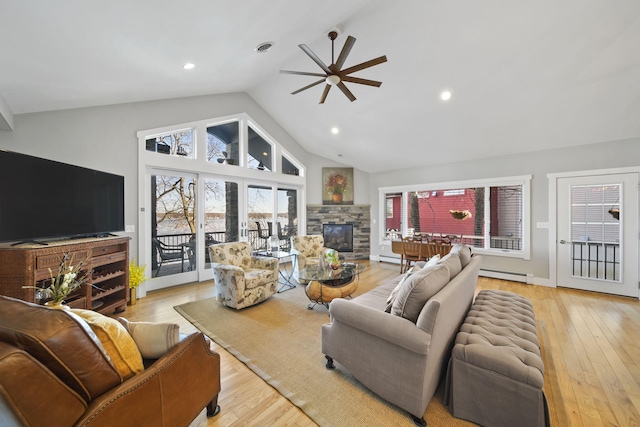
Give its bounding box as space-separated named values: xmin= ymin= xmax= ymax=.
xmin=280 ymin=31 xmax=387 ymax=104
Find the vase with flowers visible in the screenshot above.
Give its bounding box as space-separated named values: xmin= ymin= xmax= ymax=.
xmin=326 ymin=173 xmax=349 ymax=203
xmin=23 ymin=252 xmax=88 ymax=309
xmin=128 ymin=260 xmax=147 ymax=305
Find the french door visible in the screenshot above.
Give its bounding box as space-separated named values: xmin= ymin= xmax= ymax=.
xmin=556 ymin=173 xmax=638 ymax=297
xmin=143 ymin=168 xmax=298 ymax=292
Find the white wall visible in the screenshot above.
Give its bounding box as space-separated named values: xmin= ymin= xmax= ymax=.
xmin=369 ymin=137 xmax=640 ymax=284
xmin=0 ymin=92 xmax=369 ymax=256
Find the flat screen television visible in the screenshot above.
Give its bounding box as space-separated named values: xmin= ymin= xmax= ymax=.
xmin=0 ymin=150 xmax=125 ymax=244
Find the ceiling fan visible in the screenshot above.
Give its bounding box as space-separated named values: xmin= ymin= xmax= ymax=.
xmin=280 ymin=31 xmax=387 ymax=104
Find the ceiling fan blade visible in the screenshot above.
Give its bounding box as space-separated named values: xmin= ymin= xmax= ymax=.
xmin=337 ymin=82 xmax=356 ymax=102
xmin=280 ymin=70 xmax=327 ymax=77
xmin=341 ymin=76 xmax=382 ymax=87
xmin=335 ymin=36 xmax=356 ymax=70
xmin=299 ymin=44 xmax=332 ymax=74
xmin=291 ymin=79 xmax=325 ymax=95
xmin=341 ymin=55 xmax=388 ymax=75
xmin=319 ymin=85 xmax=331 ymax=104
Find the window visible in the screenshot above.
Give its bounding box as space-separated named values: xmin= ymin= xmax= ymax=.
xmin=247 ymin=126 xmax=272 ymax=171
xmin=379 ymin=176 xmax=530 ymax=258
xmin=282 ymin=155 xmax=300 ymax=176
xmin=146 ymin=129 xmax=195 ymax=158
xmin=206 ymin=122 xmax=239 ymax=166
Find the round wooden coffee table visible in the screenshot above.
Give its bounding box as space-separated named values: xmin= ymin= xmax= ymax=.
xmin=298 ymin=263 xmax=367 ymax=309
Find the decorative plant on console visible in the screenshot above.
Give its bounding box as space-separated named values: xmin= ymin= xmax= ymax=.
xmin=23 ymin=252 xmax=88 ymax=308
xmin=128 ymin=259 xmax=147 ymax=305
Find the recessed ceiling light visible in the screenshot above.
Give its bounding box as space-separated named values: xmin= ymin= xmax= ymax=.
xmin=331 ymin=127 xmax=339 ymax=135
xmin=262 ymin=152 xmax=268 ymax=156
xmin=440 ymin=90 xmax=452 ymax=101
xmin=183 ymin=63 xmax=195 ymax=70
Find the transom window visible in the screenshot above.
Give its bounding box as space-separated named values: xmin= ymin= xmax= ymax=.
xmin=380 ymin=176 xmax=530 ymax=258
xmin=145 ymin=129 xmax=195 ymax=158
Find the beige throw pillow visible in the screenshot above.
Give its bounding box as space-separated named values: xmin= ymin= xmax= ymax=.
xmin=118 ymin=319 xmax=180 ymax=359
xmin=451 ymin=244 xmax=472 ymax=267
xmin=391 ymin=263 xmax=450 ymax=323
xmin=439 ymin=253 xmax=462 ymax=279
xmin=385 ymin=254 xmax=442 ymax=307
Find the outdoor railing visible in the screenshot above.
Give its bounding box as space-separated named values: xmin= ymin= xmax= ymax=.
xmin=153 ymin=228 xmax=295 ymax=276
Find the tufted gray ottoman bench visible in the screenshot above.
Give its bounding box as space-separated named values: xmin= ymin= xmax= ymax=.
xmin=445 ymin=290 xmax=550 ymax=427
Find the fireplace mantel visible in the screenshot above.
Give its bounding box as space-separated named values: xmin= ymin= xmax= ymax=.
xmin=306 ymin=204 xmax=370 ymax=260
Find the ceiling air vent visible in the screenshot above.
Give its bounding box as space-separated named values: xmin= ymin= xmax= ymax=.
xmin=255 ymin=41 xmax=275 ymax=53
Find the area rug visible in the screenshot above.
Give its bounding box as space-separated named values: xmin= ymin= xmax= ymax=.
xmin=174 ymin=281 xmax=474 ymax=427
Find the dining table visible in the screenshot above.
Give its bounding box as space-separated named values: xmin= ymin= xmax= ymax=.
xmin=391 ymin=240 xmax=453 ymax=273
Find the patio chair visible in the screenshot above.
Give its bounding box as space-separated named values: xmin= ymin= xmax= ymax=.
xmin=255 ymin=221 xmax=272 ymax=250
xmin=152 ymin=238 xmax=187 ymax=277
xmin=277 ymin=223 xmax=292 ymax=251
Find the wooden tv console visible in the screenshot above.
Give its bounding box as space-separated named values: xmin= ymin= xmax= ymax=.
xmin=0 ymin=236 xmax=130 ymax=314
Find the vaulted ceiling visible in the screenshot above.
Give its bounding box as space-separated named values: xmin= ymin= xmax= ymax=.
xmin=1 ymin=0 xmax=638 ymax=172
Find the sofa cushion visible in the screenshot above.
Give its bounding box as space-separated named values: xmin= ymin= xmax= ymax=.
xmin=0 ymin=296 xmax=122 ymax=402
xmin=439 ymin=253 xmax=462 ymax=279
xmin=385 ymin=254 xmax=441 ymax=309
xmin=391 ymin=263 xmax=450 ymax=322
xmin=71 ymin=309 xmax=144 ymax=379
xmin=118 ymin=318 xmax=180 ymax=359
xmin=451 ymin=244 xmax=472 ymax=267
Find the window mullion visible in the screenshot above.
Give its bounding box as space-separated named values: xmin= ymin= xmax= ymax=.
xmin=484 ymin=186 xmax=491 ymax=249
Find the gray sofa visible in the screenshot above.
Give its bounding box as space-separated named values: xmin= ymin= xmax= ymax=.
xmin=322 ymin=245 xmax=481 ymax=425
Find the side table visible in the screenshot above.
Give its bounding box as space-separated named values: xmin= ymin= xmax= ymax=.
xmin=253 ymin=250 xmax=298 ymax=292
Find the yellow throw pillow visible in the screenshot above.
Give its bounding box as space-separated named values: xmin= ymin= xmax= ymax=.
xmin=71 ymin=309 xmax=144 ymax=380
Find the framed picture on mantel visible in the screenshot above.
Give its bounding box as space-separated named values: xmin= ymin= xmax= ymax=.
xmin=323 ymin=167 xmax=354 ymax=205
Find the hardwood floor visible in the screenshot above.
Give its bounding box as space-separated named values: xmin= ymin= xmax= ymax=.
xmin=121 ymin=260 xmax=640 ymax=427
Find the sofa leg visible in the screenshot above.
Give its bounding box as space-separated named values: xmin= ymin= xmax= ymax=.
xmin=411 ymin=415 xmax=426 ymax=426
xmin=325 ymin=355 xmax=335 ymax=370
xmin=206 ymin=396 xmax=221 ymax=417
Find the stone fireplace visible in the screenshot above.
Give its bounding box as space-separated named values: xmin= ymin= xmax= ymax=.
xmin=306 ymin=205 xmax=370 ymax=260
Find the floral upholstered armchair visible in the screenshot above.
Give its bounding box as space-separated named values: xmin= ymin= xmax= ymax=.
xmin=208 ymin=242 xmax=279 ymax=310
xmin=290 ymin=235 xmax=338 ymax=284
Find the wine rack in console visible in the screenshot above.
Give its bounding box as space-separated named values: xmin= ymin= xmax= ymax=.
xmin=0 ymin=236 xmax=130 ymax=314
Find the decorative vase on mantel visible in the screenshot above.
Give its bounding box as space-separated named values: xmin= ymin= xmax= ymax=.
xmin=44 ymin=301 xmax=70 ymax=310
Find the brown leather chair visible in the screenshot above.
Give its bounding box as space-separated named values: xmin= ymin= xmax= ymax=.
xmin=0 ymin=296 xmax=221 ymax=427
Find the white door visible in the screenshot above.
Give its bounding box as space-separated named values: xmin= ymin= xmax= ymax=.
xmin=557 ymin=173 xmax=638 ymax=297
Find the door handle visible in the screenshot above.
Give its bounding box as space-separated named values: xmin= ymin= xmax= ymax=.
xmin=559 ymin=239 xmax=568 ymax=244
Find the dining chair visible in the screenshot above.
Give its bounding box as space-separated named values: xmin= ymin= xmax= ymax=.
xmin=401 ymin=237 xmax=424 ymax=274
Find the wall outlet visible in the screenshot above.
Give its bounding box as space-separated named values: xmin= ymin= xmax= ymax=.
xmin=536 ymin=222 xmax=549 ymax=229
xmin=125 ymin=225 xmax=135 ymax=233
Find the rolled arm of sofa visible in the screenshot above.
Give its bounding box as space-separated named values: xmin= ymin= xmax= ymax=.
xmin=77 ymin=332 xmax=221 ymax=427
xmin=328 ymin=299 xmax=431 ymax=355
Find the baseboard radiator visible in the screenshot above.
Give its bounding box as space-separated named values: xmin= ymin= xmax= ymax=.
xmin=479 ymin=269 xmax=532 ymax=284
xmin=378 ymin=256 xmax=532 ymax=284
